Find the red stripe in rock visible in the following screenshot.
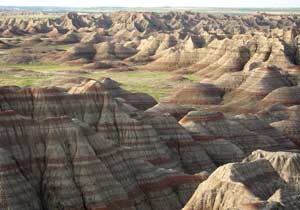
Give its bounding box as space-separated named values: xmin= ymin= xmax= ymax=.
xmin=147 ymin=157 xmax=172 ymax=164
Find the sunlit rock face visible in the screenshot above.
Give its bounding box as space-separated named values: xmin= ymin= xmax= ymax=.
xmin=183 ymin=159 xmax=286 ymax=210
xmin=184 ymin=150 xmax=300 ymax=210
xmin=244 ymin=150 xmax=300 ymax=189
xmin=165 ymin=83 xmax=224 ymax=106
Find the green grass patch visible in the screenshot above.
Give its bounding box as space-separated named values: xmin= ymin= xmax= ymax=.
xmin=0 ymin=62 xmax=73 ymax=72
xmin=121 ymin=84 xmax=167 ymax=100
xmin=44 ymin=44 xmax=72 ymax=51
xmin=0 ymin=63 xmax=199 ymax=100
xmin=0 ymin=37 xmax=22 ymax=41
xmin=184 ymin=74 xmax=201 ymax=82
xmin=87 ymin=70 xmax=195 ymax=100
xmin=0 ymin=73 xmax=51 ymax=86
xmin=88 ymin=71 xmax=171 ymax=100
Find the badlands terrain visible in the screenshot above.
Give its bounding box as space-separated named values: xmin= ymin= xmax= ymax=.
xmin=0 ymin=11 xmax=300 ymax=210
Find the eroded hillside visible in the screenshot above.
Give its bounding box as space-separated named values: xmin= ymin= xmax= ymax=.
xmin=0 ymin=11 xmax=300 ymax=210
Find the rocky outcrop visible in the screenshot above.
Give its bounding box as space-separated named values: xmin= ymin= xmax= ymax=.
xmin=183 ymin=149 xmax=300 ymax=210
xmin=65 ymin=43 xmax=96 ymax=61
xmin=81 ymin=32 xmax=103 ymax=44
xmin=0 ymin=80 xmax=216 ymax=210
xmin=56 ymin=30 xmax=80 ymax=44
xmin=229 ymin=66 xmax=292 ymax=98
xmin=179 ymin=111 xmax=295 ymax=165
xmin=142 ymin=113 xmax=216 ymax=173
xmin=165 ymin=83 xmax=224 ymax=106
xmin=94 ymin=42 xmax=137 ymax=62
xmin=260 ymin=86 xmax=300 ymax=107
xmin=1 ymin=11 xmax=300 ymax=210
xmin=69 ymin=78 xmax=157 ymax=111
xmin=145 ymin=103 xmax=194 ymax=120
xmin=271 ymin=120 xmax=300 ymax=146
xmin=244 ymin=150 xmax=300 ymax=189
xmin=214 ymin=65 xmax=295 ymax=113
xmin=256 ymin=104 xmax=300 ymax=146
xmin=2 ymin=78 xmax=297 ymax=210
xmin=183 ymin=159 xmax=285 ymax=210
xmin=2 ymin=12 xmax=300 ymax=74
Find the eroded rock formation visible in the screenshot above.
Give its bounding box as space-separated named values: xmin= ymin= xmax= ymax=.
xmin=0 ymin=79 xmax=212 ymax=210
xmin=1 ymin=11 xmax=300 ymax=210
xmin=184 ymin=150 xmax=300 ymax=210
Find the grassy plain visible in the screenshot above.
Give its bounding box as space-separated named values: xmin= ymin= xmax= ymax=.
xmin=0 ymin=62 xmax=201 ymax=100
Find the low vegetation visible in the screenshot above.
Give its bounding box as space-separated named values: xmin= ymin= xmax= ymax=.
xmin=0 ymin=62 xmax=200 ymax=100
